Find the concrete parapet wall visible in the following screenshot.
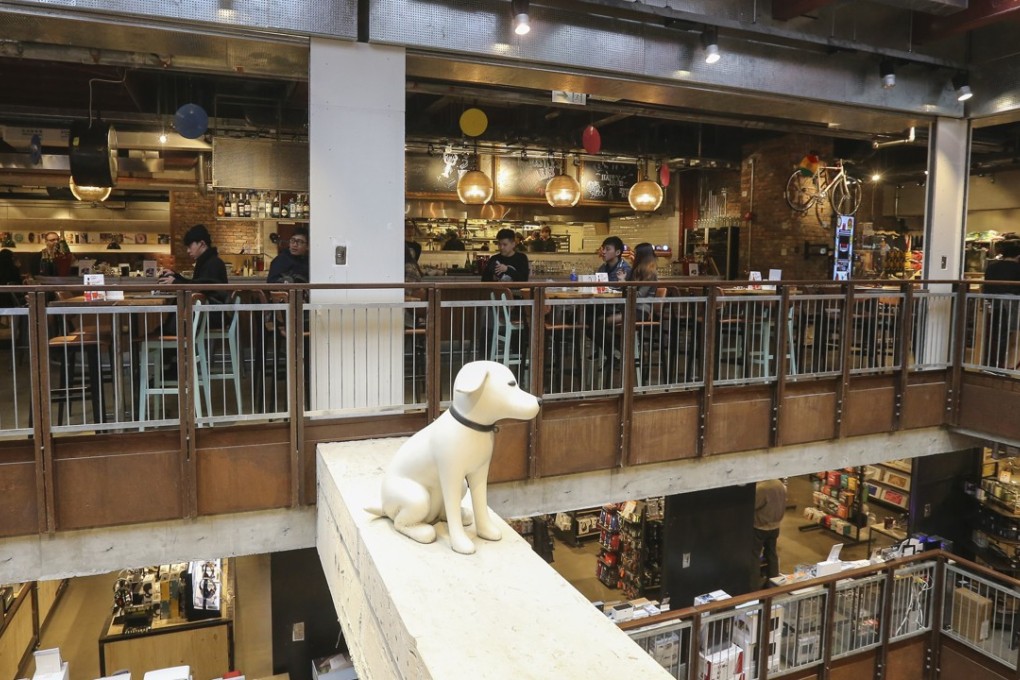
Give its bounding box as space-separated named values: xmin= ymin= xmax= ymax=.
xmin=317 ymin=438 xmax=671 ymax=679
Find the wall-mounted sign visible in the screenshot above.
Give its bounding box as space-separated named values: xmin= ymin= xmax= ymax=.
xmin=552 ymin=90 xmax=587 ymax=106
xmin=579 ymin=160 xmax=634 ymax=205
xmin=494 ymin=156 xmax=560 ymax=202
xmin=405 ymin=153 xmax=468 ymax=197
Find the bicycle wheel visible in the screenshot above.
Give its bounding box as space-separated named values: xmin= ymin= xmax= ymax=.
xmin=785 ymin=171 xmax=818 ymax=212
xmin=830 ymin=176 xmax=863 ymax=216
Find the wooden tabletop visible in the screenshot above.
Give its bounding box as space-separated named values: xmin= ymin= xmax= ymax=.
xmin=49 ymin=294 xmax=175 ymax=307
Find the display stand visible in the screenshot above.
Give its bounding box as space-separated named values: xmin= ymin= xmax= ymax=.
xmin=553 ymin=507 xmax=603 ymax=547
xmin=596 ymin=505 xmax=623 ymax=590
xmin=802 ymin=468 xmax=870 ymax=544
xmin=864 ymin=459 xmax=912 ymax=512
xmin=619 ymin=498 xmax=664 ymax=599
xmin=508 ymin=515 xmax=555 ymax=563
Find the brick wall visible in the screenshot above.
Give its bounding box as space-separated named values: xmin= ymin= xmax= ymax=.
xmin=169 ymin=190 xmax=260 ymax=272
xmin=738 ymin=134 xmax=838 ymax=281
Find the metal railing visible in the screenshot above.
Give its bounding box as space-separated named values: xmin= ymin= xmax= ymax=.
xmin=0 ymin=279 xmax=1011 ymax=439
xmin=619 ymin=554 xmax=958 ymax=680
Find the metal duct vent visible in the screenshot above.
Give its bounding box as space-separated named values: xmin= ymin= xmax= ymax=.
xmin=212 ymin=138 xmax=308 ymax=192
xmin=869 ymin=0 xmax=966 ymax=15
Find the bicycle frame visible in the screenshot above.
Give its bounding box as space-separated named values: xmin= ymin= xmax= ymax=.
xmin=814 ymin=164 xmax=848 ymax=196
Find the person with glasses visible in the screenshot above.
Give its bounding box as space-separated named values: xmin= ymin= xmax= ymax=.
xmin=32 ymin=231 xmax=64 ymax=277
xmin=267 ymin=226 xmax=310 ymax=284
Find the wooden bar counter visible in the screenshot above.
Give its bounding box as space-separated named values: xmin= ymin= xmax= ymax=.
xmin=99 ymin=611 xmax=233 ymax=680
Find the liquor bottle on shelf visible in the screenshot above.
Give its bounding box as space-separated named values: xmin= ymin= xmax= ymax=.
xmin=280 ymin=196 xmax=290 ymax=219
xmin=216 ymin=195 xmax=225 ymax=217
xmin=258 ymin=192 xmax=267 ymax=218
xmin=225 ymin=193 xmax=233 ymax=218
xmin=244 ymin=192 xmax=252 ymax=218
xmin=288 ymin=195 xmax=297 ymax=218
xmin=304 ymin=194 xmax=310 ymax=219
xmin=271 ymin=193 xmax=281 ymax=218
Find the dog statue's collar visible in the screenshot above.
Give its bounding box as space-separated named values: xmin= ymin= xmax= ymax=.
xmin=448 ymin=406 xmax=498 ymax=433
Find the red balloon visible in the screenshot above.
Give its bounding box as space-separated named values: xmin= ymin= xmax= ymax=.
xmin=582 ymin=125 xmax=601 ymax=155
xmin=659 ymin=164 xmax=670 ymax=187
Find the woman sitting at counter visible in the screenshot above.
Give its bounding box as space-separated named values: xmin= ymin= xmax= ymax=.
xmin=481 ymin=228 xmax=530 ymax=283
xmin=628 ymin=242 xmax=660 ymax=320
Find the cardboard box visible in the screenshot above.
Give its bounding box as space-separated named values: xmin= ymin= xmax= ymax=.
xmin=698 ymin=644 xmax=743 ymax=680
xmin=952 ymin=587 xmax=991 ymax=643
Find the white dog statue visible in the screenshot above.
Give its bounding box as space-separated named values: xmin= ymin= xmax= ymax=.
xmin=366 ymin=361 xmax=540 ymax=554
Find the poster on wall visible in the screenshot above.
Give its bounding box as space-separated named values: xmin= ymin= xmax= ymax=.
xmin=494 ymin=156 xmax=560 ymax=202
xmin=405 ymin=153 xmax=469 ymax=197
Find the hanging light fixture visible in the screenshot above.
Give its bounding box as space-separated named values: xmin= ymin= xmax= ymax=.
xmin=953 ymin=73 xmax=973 ymax=102
xmin=511 ymin=0 xmax=530 ymax=35
xmin=545 ymin=155 xmax=581 ymax=207
xmin=69 ymin=176 xmax=112 ymax=203
xmin=457 ymin=147 xmax=493 ymax=204
xmin=879 ymin=60 xmax=896 ymax=89
xmin=628 ymin=160 xmax=664 ymax=212
xmin=702 ymin=26 xmax=720 ymax=65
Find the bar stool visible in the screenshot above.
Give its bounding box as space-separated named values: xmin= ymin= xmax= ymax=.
xmin=489 ymin=292 xmax=529 ymax=384
xmin=634 ymin=288 xmax=667 ymax=387
xmin=49 ymin=331 xmax=110 ymax=425
xmin=194 ymin=293 xmax=243 ymax=418
xmin=137 ymin=293 xmax=202 ymax=422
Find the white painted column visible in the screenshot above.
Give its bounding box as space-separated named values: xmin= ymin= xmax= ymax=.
xmin=924 ymin=117 xmax=970 ymax=282
xmin=308 ymin=40 xmax=405 ymax=410
xmin=920 ymin=117 xmax=970 ymax=365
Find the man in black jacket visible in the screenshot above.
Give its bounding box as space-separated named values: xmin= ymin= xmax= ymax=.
xmin=159 ymin=224 xmax=228 ymax=303
xmin=481 ymin=228 xmax=529 ymax=283
xmin=983 ymin=239 xmax=1020 ymax=369
xmin=267 ymin=226 xmax=310 ymax=284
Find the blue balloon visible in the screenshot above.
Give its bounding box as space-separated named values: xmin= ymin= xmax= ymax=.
xmin=174 ymin=103 xmax=209 ymax=139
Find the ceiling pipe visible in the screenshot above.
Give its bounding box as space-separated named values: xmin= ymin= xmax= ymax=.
xmin=873 ymin=126 xmax=916 ymax=149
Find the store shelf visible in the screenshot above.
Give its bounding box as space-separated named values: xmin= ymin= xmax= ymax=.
xmin=868 ymin=478 xmax=911 ymax=494
xmin=876 ymin=460 xmax=912 ymax=474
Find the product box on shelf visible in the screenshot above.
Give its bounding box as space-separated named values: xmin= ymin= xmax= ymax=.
xmin=951 ymin=587 xmax=991 ymax=643
xmin=694 ymin=590 xmax=731 ymax=606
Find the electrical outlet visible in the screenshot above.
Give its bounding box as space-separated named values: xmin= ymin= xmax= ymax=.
xmin=923 ymin=503 xmax=932 ymax=518
xmin=335 ymin=245 xmax=347 ymax=266
xmin=682 ymin=553 xmax=691 ymax=569
xmin=292 ymin=621 xmax=305 ymax=642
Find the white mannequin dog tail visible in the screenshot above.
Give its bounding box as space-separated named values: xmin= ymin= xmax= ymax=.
xmin=364 ymin=506 xmax=385 ymax=517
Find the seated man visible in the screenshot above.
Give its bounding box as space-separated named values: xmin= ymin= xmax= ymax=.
xmin=481 ymin=228 xmax=530 ymax=283
xmin=159 ymin=224 xmax=228 ymax=300
xmin=267 ymin=226 xmax=310 ymax=284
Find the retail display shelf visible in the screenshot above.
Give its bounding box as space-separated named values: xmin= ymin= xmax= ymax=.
xmin=876 ymin=460 xmax=912 ymax=474
xmin=982 ymin=496 xmax=1020 ymax=519
xmin=868 ymin=478 xmax=911 ymax=494
xmin=979 ymin=530 xmax=1020 ymax=546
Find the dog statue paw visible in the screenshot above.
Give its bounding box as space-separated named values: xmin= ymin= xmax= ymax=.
xmin=365 ymin=361 xmax=540 ymax=554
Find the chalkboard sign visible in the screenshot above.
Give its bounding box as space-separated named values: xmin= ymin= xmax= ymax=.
xmin=405 ymin=153 xmax=470 ymax=197
xmin=494 ymin=156 xmax=560 ymax=202
xmin=579 ymin=160 xmax=635 ymax=205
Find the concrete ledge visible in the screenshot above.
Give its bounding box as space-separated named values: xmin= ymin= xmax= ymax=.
xmin=0 ymin=507 xmax=316 ymax=583
xmin=317 ymin=439 xmax=671 ymax=680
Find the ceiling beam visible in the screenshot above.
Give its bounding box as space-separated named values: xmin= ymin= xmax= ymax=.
xmin=912 ymin=0 xmax=1020 ymax=44
xmin=771 ymin=0 xmax=836 ymax=21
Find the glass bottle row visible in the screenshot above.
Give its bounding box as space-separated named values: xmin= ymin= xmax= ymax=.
xmin=216 ymin=190 xmax=310 ymax=220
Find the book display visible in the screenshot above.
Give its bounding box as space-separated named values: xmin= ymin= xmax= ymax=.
xmin=804 ymin=468 xmax=871 ymax=542
xmin=863 ymin=459 xmax=913 ymax=512
xmin=619 ymin=498 xmax=664 ymax=599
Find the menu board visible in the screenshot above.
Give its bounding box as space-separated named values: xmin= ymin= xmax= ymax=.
xmin=405 ymin=153 xmax=470 ymax=197
xmin=579 ymin=160 xmax=635 ymax=205
xmin=494 ymin=156 xmax=560 ymax=201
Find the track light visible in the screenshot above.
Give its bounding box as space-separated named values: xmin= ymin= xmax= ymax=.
xmin=511 ymin=0 xmax=530 ymax=35
xmin=702 ymin=27 xmax=720 ymax=64
xmin=953 ymin=73 xmax=973 ymax=102
xmin=880 ymin=60 xmax=895 ymax=89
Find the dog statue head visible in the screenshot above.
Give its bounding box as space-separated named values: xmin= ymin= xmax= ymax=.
xmin=452 ymin=361 xmax=540 ymax=426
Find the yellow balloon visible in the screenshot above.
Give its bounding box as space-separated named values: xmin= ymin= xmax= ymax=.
xmin=459 ymin=108 xmax=488 ymax=137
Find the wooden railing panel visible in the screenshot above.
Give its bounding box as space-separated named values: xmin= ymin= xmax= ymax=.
xmin=939 ymin=638 xmax=1012 ymax=680
xmin=0 ymin=443 xmax=39 ymax=537
xmin=490 ymin=421 xmax=529 ymax=483
xmin=902 ymin=373 xmax=949 ymax=430
xmin=52 ymin=433 xmax=183 ymax=530
xmin=196 ymin=423 xmax=292 ymax=515
xmin=537 ymin=399 xmax=619 ymax=477
xmin=780 ymin=379 xmax=838 ymax=445
xmin=958 ymin=374 xmax=1020 ymax=441
xmin=845 ymin=375 xmax=897 ymax=436
xmin=830 ymin=652 xmax=879 ymax=679
xmin=885 ymin=637 xmax=928 ymax=680
xmin=705 ymin=386 xmax=771 ymax=455
xmin=302 ymin=413 xmax=428 ymax=506
xmin=630 ymin=393 xmax=699 ymax=465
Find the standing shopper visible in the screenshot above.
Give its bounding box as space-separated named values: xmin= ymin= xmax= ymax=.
xmin=753 ymin=479 xmax=787 ymax=587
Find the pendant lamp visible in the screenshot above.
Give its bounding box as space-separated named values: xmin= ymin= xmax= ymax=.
xmin=69 ymin=176 xmax=112 ymax=203
xmin=457 ymin=146 xmax=493 ymax=204
xmin=628 ymin=161 xmax=663 ymax=212
xmin=545 ymin=156 xmax=581 ymax=207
